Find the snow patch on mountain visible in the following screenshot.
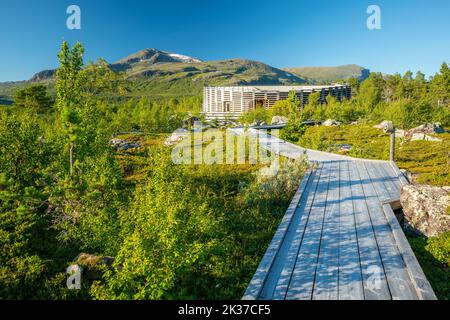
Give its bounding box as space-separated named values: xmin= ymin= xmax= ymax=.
xmin=166 ymin=52 xmax=202 ymax=63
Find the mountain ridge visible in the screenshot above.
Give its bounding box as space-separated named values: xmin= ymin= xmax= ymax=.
xmin=284 ymin=64 xmax=370 ymax=82
xmin=0 ymin=48 xmax=370 ymax=102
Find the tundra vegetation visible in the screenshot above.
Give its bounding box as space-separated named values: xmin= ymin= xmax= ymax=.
xmin=240 ymin=66 xmax=450 ymax=299
xmin=0 ymin=42 xmax=308 ymax=299
xmin=1 ymin=41 xmax=449 ymax=299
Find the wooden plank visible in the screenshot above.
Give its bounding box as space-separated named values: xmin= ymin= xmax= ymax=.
xmin=242 ymin=166 xmax=314 ymax=300
xmin=338 ymin=160 xmax=364 ymax=300
xmin=257 ymin=164 xmax=316 ymax=299
xmin=258 ymin=164 xmax=315 ymax=299
xmin=390 ymin=161 xmax=410 ymax=186
xmin=272 ymin=163 xmax=323 ymax=299
xmin=286 ymin=161 xmax=332 ymax=299
xmin=382 ymin=203 xmax=437 ymax=300
xmin=364 ymin=162 xmax=392 ymax=202
xmin=357 ymin=161 xmax=419 ymax=300
xmin=371 ymin=162 xmax=400 ymax=200
xmin=350 ymin=161 xmax=391 ymax=300
xmin=312 ymin=160 xmax=340 ymax=300
xmin=378 ymin=161 xmax=402 ymax=192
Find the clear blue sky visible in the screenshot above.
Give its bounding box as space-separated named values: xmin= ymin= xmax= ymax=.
xmin=0 ymin=0 xmax=449 ymax=82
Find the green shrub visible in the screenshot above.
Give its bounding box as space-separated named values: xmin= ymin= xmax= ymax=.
xmin=408 ymin=232 xmax=450 ymax=300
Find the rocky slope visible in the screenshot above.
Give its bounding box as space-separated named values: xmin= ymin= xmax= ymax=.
xmin=2 ymin=49 xmax=374 ymax=100
xmin=284 ymin=64 xmax=370 ymax=82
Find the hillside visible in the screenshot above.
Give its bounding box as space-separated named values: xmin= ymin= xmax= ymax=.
xmin=0 ymin=81 xmax=28 ymax=105
xmin=0 ymin=48 xmax=307 ymax=100
xmin=284 ymin=64 xmax=370 ymax=83
xmin=123 ymin=57 xmax=307 ymax=97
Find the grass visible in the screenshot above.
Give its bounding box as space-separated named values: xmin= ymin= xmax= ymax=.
xmin=111 ymin=132 xmax=307 ymax=299
xmin=408 ymin=232 xmax=450 ymax=300
xmin=295 ymin=124 xmax=449 ymax=186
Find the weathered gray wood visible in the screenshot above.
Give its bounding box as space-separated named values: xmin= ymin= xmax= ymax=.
xmin=272 ymin=163 xmax=323 ymax=299
xmin=378 ymin=161 xmax=402 ymax=191
xmin=242 ymin=130 xmax=434 ymax=300
xmin=371 ymin=162 xmax=400 ymax=200
xmin=350 ymin=161 xmax=391 ymax=300
xmin=242 ymin=166 xmax=314 ymax=300
xmin=358 ymin=161 xmax=419 ymax=300
xmin=312 ymin=160 xmax=340 ymax=300
xmin=390 ymin=161 xmax=410 ymax=186
xmin=364 ymin=162 xmax=393 ymax=202
xmin=338 ymin=161 xmax=364 ymax=300
xmin=382 ymin=203 xmax=437 ymax=300
xmin=286 ymin=161 xmax=331 ymax=300
xmin=258 ymin=164 xmax=315 ymax=299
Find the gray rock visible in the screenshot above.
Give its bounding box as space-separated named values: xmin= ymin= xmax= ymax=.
xmin=395 ymin=129 xmax=405 ymax=138
xmin=323 ymin=119 xmax=341 ymax=127
xmin=409 ymin=122 xmax=445 ymax=135
xmin=164 ymin=128 xmax=188 ymax=146
xmin=400 ymin=184 xmax=450 ymax=237
xmin=373 ymin=120 xmax=391 ymax=130
xmin=109 ymin=138 xmax=141 ymax=151
xmin=271 ymin=116 xmax=289 ymax=125
xmin=337 ymin=144 xmax=353 ymax=152
xmin=410 ymin=133 xmax=442 ymax=142
xmin=72 ymin=253 xmax=116 ymax=281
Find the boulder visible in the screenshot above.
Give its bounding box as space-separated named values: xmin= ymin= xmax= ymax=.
xmin=400 ymin=184 xmax=450 ymax=237
xmin=410 ymin=133 xmax=442 ymax=142
xmin=271 ymin=116 xmax=289 ymax=125
xmin=323 ymin=119 xmax=341 ymax=127
xmin=373 ymin=120 xmax=391 ymax=130
xmin=72 ymin=253 xmax=116 ymax=281
xmin=164 ymin=128 xmax=188 ymax=146
xmin=395 ymin=129 xmax=405 ymax=138
xmin=337 ymin=144 xmax=353 ymax=152
xmin=109 ymin=138 xmax=141 ymax=151
xmin=409 ymin=122 xmax=445 ymax=135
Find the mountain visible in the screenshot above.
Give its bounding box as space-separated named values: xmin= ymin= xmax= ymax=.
xmin=110 ymin=48 xmax=202 ymax=73
xmin=29 ymin=69 xmax=56 ymax=83
xmin=6 ymin=49 xmax=384 ymax=101
xmin=121 ymin=57 xmax=307 ymax=97
xmin=1 ymin=48 xmax=307 ymax=99
xmin=284 ymin=64 xmax=370 ymax=82
xmin=0 ymin=81 xmax=28 ymax=105
xmin=109 ymin=48 xmax=305 ymax=87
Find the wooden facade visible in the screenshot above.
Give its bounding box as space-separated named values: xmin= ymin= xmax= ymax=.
xmin=202 ymin=85 xmax=351 ymax=120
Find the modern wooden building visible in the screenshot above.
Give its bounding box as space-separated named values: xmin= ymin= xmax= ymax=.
xmin=202 ymin=84 xmax=351 ymax=120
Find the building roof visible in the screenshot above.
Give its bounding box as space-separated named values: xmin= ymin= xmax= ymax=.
xmin=204 ymin=84 xmax=348 ymax=92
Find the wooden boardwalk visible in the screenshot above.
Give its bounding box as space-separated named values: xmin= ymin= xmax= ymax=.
xmin=237 ymin=129 xmax=437 ymax=300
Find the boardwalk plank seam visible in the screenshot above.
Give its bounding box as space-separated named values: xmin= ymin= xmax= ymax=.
xmin=361 ymin=161 xmax=419 ymax=300
xmin=286 ymin=161 xmax=332 ymax=300
xmin=242 ymin=129 xmax=436 ymax=300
